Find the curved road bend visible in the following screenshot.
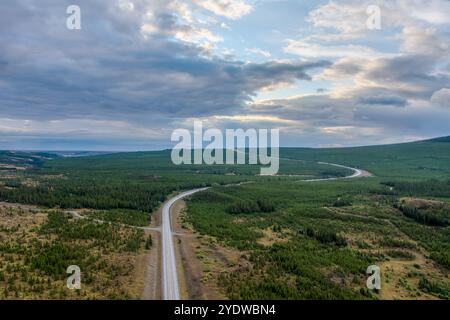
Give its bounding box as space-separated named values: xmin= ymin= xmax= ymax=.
xmin=302 ymin=162 xmax=372 ymax=182
xmin=69 ymin=160 xmax=371 ymax=301
xmin=161 ymin=188 xmax=209 ymax=300
xmin=160 ymin=162 xmax=371 ymax=300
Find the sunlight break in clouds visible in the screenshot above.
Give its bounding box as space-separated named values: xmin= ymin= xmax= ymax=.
xmin=0 ymin=0 xmax=449 ymax=150
xmin=192 ymin=0 xmax=252 ymax=19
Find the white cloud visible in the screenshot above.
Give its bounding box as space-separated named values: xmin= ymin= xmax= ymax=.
xmin=0 ymin=118 xmax=168 ymax=139
xmin=308 ymin=1 xmax=369 ymax=37
xmin=220 ymin=22 xmax=231 ymax=30
xmin=408 ymin=0 xmax=450 ymax=25
xmin=308 ymin=0 xmax=450 ymax=39
xmin=246 ymin=48 xmax=272 ymax=58
xmin=174 ymin=25 xmax=223 ymax=45
xmin=401 ymin=26 xmax=450 ymax=56
xmin=431 ymin=88 xmax=450 ymax=108
xmin=192 ymin=0 xmax=252 ymax=19
xmin=284 ymin=39 xmax=385 ymax=59
xmin=138 ymin=0 xmax=229 ymax=49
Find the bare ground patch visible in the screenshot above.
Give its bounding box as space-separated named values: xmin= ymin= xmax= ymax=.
xmin=257 ymin=227 xmax=290 ymax=247
xmin=379 ymin=250 xmax=442 ymax=300
xmin=141 ymin=230 xmax=160 ymax=300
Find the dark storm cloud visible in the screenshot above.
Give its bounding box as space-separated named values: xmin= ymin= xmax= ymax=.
xmin=325 ymin=54 xmax=450 ymax=100
xmin=363 ymin=55 xmax=450 ymax=98
xmin=357 ymin=95 xmax=407 ymax=107
xmin=2 ymin=0 xmax=449 ymax=150
xmin=0 ymin=0 xmax=326 ymax=125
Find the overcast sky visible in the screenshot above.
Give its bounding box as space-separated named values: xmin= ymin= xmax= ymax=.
xmin=0 ymin=0 xmax=449 ymax=151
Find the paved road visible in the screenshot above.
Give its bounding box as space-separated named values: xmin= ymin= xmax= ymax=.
xmin=158 ymin=161 xmax=371 ymax=300
xmin=68 ymin=158 xmax=371 ymax=301
xmin=161 ymin=188 xmax=209 ymax=300
xmin=302 ymin=162 xmax=373 ymax=182
xmin=158 ymin=161 xmax=372 ymax=299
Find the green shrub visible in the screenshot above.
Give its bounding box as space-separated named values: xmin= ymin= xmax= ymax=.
xmin=396 ymin=204 xmax=449 ymax=226
xmin=379 ymin=237 xmax=416 ymax=249
xmin=386 ymin=250 xmax=415 ymax=260
xmin=333 ymin=197 xmax=352 ymax=207
xmin=304 ymin=227 xmax=347 ymax=247
xmin=30 ymin=242 xmax=85 ymax=279
xmin=145 ymin=235 xmax=153 ymax=250
xmin=419 ymin=277 xmax=450 ymax=299
xmin=227 ymin=199 xmax=275 ymax=214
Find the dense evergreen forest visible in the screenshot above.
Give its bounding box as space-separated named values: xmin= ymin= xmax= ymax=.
xmin=184 ymin=137 xmax=450 ymax=299
xmin=0 ymin=150 xmax=349 ymax=213
xmin=1 ymin=137 xmax=450 ymax=299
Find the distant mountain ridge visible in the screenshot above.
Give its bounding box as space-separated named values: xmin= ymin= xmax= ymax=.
xmin=1 ymin=135 xmax=450 ymax=155
xmin=427 ymin=136 xmax=450 ymax=143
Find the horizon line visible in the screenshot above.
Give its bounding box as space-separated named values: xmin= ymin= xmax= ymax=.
xmin=1 ymin=134 xmax=448 ymax=154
